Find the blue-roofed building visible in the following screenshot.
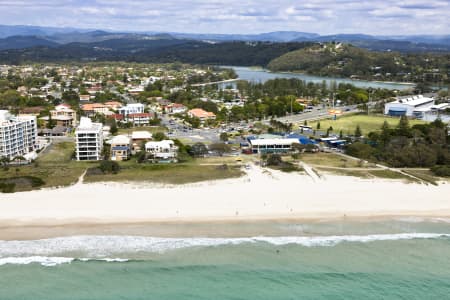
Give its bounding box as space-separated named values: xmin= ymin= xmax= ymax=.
xmin=286 ymin=134 xmax=316 ymax=145
xmin=110 ymin=135 xmax=131 ymax=161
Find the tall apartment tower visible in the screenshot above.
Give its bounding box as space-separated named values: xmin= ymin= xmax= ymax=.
xmin=0 ymin=110 xmax=37 ymax=159
xmin=75 ymin=117 xmax=103 ymax=161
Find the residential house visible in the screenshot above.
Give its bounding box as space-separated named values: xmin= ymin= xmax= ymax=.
xmin=79 ymin=95 xmax=91 ymax=102
xmin=104 ymin=101 xmax=123 ymax=111
xmin=49 ymin=104 xmax=77 ymax=127
xmin=145 ymin=140 xmax=178 ymax=163
xmin=81 ymin=103 xmax=110 ymax=117
xmin=110 ymin=135 xmax=131 ymax=161
xmin=127 ymin=113 xmax=154 ymax=126
xmin=118 ymin=103 xmax=145 ymax=117
xmin=131 ymin=131 xmax=152 ymax=154
xmin=165 ymin=103 xmax=188 ymax=114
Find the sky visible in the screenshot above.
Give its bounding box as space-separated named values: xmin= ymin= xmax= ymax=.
xmin=0 ymin=0 xmax=449 ymax=35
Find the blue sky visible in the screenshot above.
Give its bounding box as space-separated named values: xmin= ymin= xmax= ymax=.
xmin=1 ymin=0 xmax=449 ymax=35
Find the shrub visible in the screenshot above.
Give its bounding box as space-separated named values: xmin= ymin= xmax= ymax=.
xmin=266 ymin=154 xmax=283 ymax=166
xmin=431 ymin=165 xmax=450 ymax=177
xmin=99 ymin=161 xmax=121 ymax=174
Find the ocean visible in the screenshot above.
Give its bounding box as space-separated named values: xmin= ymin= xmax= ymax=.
xmin=1 ymin=218 xmax=450 ymax=299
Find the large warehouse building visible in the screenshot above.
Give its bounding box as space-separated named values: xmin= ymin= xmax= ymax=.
xmin=384 ymin=95 xmax=435 ymax=117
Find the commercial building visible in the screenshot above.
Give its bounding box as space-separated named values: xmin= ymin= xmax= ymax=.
xmin=145 ymin=140 xmax=178 ymax=162
xmin=110 ymin=135 xmax=131 ymax=161
xmin=187 ymin=108 xmax=216 ymax=122
xmin=0 ymin=110 xmax=37 ymax=159
xmin=248 ymin=138 xmax=299 ymax=154
xmin=75 ymin=117 xmax=103 ymax=161
xmin=384 ymin=95 xmax=435 ymax=117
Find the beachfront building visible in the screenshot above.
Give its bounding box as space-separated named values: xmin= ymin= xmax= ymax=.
xmin=145 ymin=140 xmax=178 ymax=163
xmin=131 ymin=131 xmax=153 ymax=154
xmin=0 ymin=110 xmax=37 ymax=159
xmin=248 ymin=138 xmax=299 ymax=154
xmin=187 ymin=108 xmax=216 ymax=123
xmin=384 ymin=95 xmax=435 ymax=117
xmin=75 ymin=117 xmax=103 ymax=161
xmin=110 ymin=135 xmax=131 ymax=161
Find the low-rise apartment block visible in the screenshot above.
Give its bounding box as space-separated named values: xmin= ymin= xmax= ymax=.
xmin=75 ymin=117 xmax=103 ymax=161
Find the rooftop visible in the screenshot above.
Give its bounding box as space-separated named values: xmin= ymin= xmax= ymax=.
xmin=249 ymin=138 xmax=299 ymax=146
xmin=131 ymin=131 xmax=152 ymax=140
xmin=390 ymin=95 xmax=434 ymax=107
xmin=76 ymin=117 xmax=102 ymax=133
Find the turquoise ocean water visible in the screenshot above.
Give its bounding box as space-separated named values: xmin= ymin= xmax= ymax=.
xmin=1 ymin=218 xmax=450 ymax=299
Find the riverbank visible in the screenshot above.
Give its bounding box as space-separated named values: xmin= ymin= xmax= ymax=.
xmin=225 ymin=66 xmax=417 ymax=90
xmin=1 ymin=166 xmax=449 ymax=237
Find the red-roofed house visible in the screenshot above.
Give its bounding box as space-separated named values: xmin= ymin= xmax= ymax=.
xmin=188 ymin=108 xmax=216 ymax=122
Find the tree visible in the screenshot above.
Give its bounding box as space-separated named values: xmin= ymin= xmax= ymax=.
xmin=346 ymin=142 xmax=374 ymax=159
xmin=99 ymin=161 xmax=120 ymax=174
xmin=110 ymin=120 xmax=118 ymax=136
xmin=380 ymin=120 xmax=391 ymax=146
xmin=396 ymin=115 xmax=411 ymax=137
xmin=354 ymin=125 xmax=362 ymax=137
xmin=208 ymin=143 xmax=232 ymax=156
xmin=219 ymin=132 xmax=229 ymax=142
xmin=189 ymin=142 xmax=208 ymax=157
xmin=46 ymin=114 xmax=56 ymax=129
xmin=153 ymin=132 xmax=167 ymax=141
xmin=266 ymin=154 xmax=283 ymax=166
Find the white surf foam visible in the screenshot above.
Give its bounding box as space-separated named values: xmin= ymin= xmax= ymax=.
xmin=0 ymin=256 xmax=74 ymax=267
xmin=0 ymin=233 xmax=448 ymax=264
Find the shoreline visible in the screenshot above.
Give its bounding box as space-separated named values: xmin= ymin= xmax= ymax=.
xmin=1 ymin=214 xmax=450 ymax=241
xmin=1 ymin=166 xmax=450 ymax=240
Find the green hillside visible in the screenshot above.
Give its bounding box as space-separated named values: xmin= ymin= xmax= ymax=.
xmin=267 ymin=43 xmax=449 ymax=83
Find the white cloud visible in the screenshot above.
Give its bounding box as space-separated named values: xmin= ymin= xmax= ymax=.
xmin=0 ymin=0 xmax=448 ymax=35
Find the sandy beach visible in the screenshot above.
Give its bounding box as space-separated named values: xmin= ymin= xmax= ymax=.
xmin=0 ymin=166 xmax=449 ymax=231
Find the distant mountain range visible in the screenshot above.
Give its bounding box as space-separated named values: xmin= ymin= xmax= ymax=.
xmin=0 ymin=25 xmax=449 ymax=53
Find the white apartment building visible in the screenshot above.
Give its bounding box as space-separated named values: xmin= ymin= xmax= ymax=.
xmin=118 ymin=103 xmax=145 ymax=117
xmin=0 ymin=110 xmax=37 ymax=159
xmin=75 ymin=117 xmax=104 ymax=161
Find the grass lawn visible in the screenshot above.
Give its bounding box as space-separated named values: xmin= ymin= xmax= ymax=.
xmin=307 ymin=114 xmax=427 ymax=136
xmin=300 ymin=152 xmax=367 ymax=168
xmin=316 ymin=167 xmax=417 ymax=182
xmin=84 ymin=158 xmax=244 ymax=185
xmin=401 ymin=169 xmax=439 ymax=185
xmin=0 ymin=141 xmax=93 ymax=192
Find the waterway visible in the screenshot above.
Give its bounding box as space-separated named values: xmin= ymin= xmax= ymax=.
xmin=222 ymin=66 xmax=416 ymax=91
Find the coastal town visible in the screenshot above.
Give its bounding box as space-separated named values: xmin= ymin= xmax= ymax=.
xmin=1 ymin=1 xmax=450 ymax=298
xmin=0 ymin=63 xmax=449 ymax=192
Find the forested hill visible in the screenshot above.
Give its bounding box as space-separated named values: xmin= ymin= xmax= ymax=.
xmin=267 ymin=43 xmax=450 ymax=84
xmin=0 ymin=39 xmax=313 ymax=66
xmin=0 ymin=38 xmax=448 ymax=84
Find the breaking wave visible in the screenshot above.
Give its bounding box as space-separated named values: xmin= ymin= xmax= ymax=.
xmin=1 ymin=233 xmax=449 ymax=266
